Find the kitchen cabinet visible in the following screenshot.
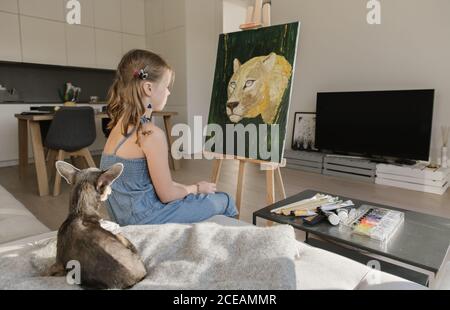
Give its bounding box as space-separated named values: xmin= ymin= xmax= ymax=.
xmin=121 ymin=0 xmax=145 ymax=35
xmin=122 ymin=34 xmax=146 ymax=54
xmin=18 ymin=0 xmax=64 ymax=21
xmin=0 ymin=12 xmax=22 ymax=62
xmin=94 ymin=0 xmax=121 ymax=32
xmin=0 ymin=0 xmax=18 ymax=13
xmin=0 ymin=104 xmax=32 ymax=165
xmin=66 ymin=25 xmax=96 ymax=68
xmin=145 ymin=0 xmax=164 ymax=35
xmin=95 ymin=29 xmax=122 ymax=69
xmin=21 ymin=16 xmax=67 ymax=66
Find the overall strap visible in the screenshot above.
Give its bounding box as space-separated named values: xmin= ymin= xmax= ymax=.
xmin=113 ymin=116 xmax=150 ymax=155
xmin=113 ymin=127 xmax=138 ymax=155
xmin=114 ymin=115 xmax=152 ymax=155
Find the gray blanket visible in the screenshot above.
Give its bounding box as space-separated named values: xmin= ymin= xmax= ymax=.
xmin=0 ymin=222 xmax=300 ymax=290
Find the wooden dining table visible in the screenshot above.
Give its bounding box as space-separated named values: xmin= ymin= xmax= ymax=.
xmin=15 ymin=111 xmax=180 ymax=196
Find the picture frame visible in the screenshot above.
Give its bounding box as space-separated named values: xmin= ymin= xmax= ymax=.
xmin=291 ymin=112 xmax=318 ymax=151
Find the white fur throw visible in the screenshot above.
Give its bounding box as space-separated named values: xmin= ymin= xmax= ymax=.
xmin=0 ymin=223 xmax=300 ymax=290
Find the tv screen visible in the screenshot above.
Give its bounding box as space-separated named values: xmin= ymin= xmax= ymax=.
xmin=315 ymin=89 xmax=435 ymax=161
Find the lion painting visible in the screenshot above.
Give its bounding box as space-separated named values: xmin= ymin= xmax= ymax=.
xmin=226 ymin=52 xmax=292 ymax=124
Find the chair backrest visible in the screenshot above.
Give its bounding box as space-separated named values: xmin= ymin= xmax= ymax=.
xmin=45 ymin=107 xmax=96 ymax=152
xmin=101 ymin=105 xmax=111 ymax=138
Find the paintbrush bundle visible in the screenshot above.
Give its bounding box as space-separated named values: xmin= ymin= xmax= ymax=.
xmin=270 ymin=194 xmax=339 ymax=216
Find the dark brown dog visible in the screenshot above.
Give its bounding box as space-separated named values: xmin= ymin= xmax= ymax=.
xmin=45 ymin=161 xmax=147 ymax=289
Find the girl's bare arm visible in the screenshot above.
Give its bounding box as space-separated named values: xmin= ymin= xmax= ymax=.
xmin=140 ymin=125 xmax=196 ymax=203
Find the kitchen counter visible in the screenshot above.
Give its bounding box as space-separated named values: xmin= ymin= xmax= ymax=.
xmin=0 ymin=103 xmax=107 ymax=167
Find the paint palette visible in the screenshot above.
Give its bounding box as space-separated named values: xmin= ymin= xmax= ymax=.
xmin=341 ymin=204 xmax=404 ymax=242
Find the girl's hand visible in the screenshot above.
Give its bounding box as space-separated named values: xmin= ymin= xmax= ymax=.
xmin=196 ymin=181 xmax=217 ymax=194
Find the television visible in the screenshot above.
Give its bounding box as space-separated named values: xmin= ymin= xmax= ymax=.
xmin=315 ymin=89 xmax=435 ymax=162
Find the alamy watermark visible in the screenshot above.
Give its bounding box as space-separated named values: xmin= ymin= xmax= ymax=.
xmin=366 ymin=260 xmax=382 ymax=285
xmin=66 ymin=0 xmax=81 ymax=25
xmin=170 ymin=117 xmax=281 ymax=165
xmin=65 ymin=1 xmax=379 ymax=26
xmin=66 ymin=260 xmax=81 ymax=285
xmin=367 ymin=0 xmax=381 ymax=25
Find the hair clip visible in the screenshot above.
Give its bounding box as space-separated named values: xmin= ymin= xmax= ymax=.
xmin=134 ymin=65 xmax=149 ymax=80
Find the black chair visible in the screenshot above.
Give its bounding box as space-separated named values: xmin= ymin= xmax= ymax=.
xmin=45 ymin=107 xmax=97 ymax=196
xmin=101 ymin=106 xmax=111 ymax=138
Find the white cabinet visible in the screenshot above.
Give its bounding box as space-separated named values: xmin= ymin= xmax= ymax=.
xmin=1 ymin=0 xmax=147 ymax=67
xmin=121 ymin=0 xmax=145 ymax=35
xmin=66 ymin=25 xmax=96 ymax=68
xmin=0 ymin=12 xmax=22 ymax=61
xmin=122 ymin=34 xmax=146 ymax=53
xmin=145 ymin=0 xmax=164 ymax=35
xmin=0 ymin=0 xmax=18 ymax=13
xmin=95 ymin=29 xmax=122 ymax=69
xmin=20 ymin=16 xmax=67 ymax=65
xmin=18 ymin=0 xmax=64 ymax=21
xmin=94 ymin=0 xmax=121 ymax=32
xmin=0 ymin=105 xmax=32 ymax=164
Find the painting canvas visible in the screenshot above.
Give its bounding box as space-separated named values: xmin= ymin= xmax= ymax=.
xmin=291 ymin=112 xmax=318 ymax=151
xmin=206 ymin=22 xmax=300 ymax=163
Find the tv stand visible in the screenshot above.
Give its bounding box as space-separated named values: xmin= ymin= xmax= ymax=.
xmin=393 ymin=158 xmax=417 ymax=166
xmin=369 ymin=158 xmax=389 ymax=164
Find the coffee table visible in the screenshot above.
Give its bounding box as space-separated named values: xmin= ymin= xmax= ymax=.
xmin=253 ymin=190 xmax=450 ymax=287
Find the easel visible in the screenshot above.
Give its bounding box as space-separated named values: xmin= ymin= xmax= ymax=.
xmin=210 ymin=0 xmax=287 ymax=220
xmin=210 ymin=154 xmax=286 ymax=217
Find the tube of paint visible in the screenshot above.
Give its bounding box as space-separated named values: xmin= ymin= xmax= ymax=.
xmin=320 ymin=200 xmax=354 ymax=212
xmin=321 ymin=210 xmax=341 ymax=226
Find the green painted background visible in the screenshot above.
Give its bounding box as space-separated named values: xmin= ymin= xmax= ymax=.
xmin=207 ymin=22 xmax=300 ymax=163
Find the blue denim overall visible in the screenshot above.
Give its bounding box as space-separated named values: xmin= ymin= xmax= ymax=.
xmin=99 ymin=123 xmax=238 ymax=226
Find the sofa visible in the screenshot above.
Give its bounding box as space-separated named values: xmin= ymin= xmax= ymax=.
xmin=0 ymin=184 xmax=434 ymax=290
xmin=0 ymin=185 xmax=50 ymax=245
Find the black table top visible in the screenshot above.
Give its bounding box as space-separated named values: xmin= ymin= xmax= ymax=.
xmin=253 ymin=190 xmax=450 ymax=273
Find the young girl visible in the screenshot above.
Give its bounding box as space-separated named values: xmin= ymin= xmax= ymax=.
xmin=100 ymin=49 xmax=238 ymax=226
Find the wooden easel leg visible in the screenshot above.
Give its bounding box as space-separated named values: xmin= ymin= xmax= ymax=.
xmin=163 ymin=115 xmax=181 ymax=171
xmin=236 ymin=160 xmax=247 ymax=218
xmin=275 ymin=167 xmax=287 ymax=200
xmin=211 ymin=159 xmax=223 ymax=184
xmin=265 ymin=167 xmax=276 ymax=227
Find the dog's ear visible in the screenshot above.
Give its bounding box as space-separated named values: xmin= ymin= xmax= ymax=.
xmin=55 ymin=161 xmax=80 ymax=184
xmin=96 ymin=163 xmax=124 ymax=191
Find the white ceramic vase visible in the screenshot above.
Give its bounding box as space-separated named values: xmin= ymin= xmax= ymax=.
xmin=442 ymin=146 xmax=448 ymax=169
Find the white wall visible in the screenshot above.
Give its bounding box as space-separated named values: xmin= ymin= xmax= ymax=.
xmin=145 ymin=0 xmax=223 ymax=154
xmin=0 ymin=0 xmax=146 ymax=69
xmin=185 ymin=0 xmax=223 ymax=154
xmin=145 ymin=0 xmax=187 ymax=127
xmin=272 ymin=0 xmax=450 ymax=163
xmin=223 ymin=0 xmax=247 ymax=33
